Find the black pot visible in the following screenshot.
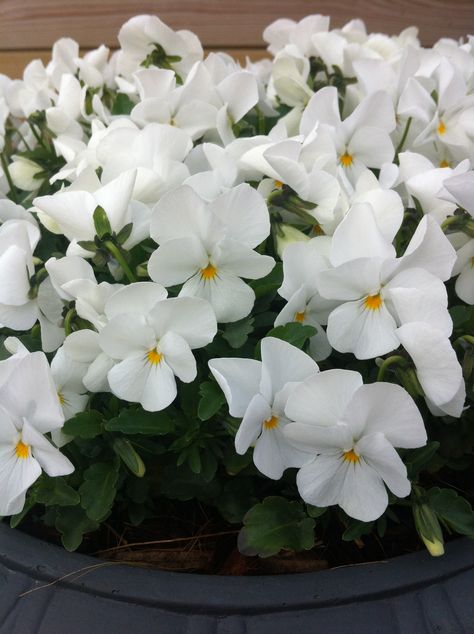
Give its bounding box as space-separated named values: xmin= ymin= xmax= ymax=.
xmin=0 ymin=524 xmax=473 ymax=634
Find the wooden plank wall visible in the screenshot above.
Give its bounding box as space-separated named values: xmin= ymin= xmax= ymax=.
xmin=0 ymin=0 xmax=473 ymax=78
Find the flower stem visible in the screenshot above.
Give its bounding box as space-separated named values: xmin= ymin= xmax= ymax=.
xmin=0 ymin=152 xmax=18 ymax=202
xmin=376 ymin=355 xmax=407 ymax=382
xmin=64 ymin=308 xmax=76 ymax=336
xmin=104 ymin=240 xmax=136 ymax=283
xmin=395 ymin=117 xmax=413 ymax=159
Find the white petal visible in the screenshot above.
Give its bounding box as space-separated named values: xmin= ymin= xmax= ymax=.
xmin=140 ymin=360 xmax=177 ymax=412
xmin=63 ymin=329 xmax=101 ymax=363
xmin=356 ymin=433 xmax=411 ymax=498
xmin=296 ymin=454 xmax=347 ymax=508
xmin=317 ymin=257 xmax=383 ymax=301
xmin=148 ymin=236 xmax=208 ymax=286
xmin=45 ymin=255 xmax=95 ymax=300
xmin=0 ymin=451 xmax=41 ymax=516
xmin=284 ymin=421 xmax=353 ymax=452
xmin=337 ymin=458 xmax=388 ymax=522
xmin=0 ymin=352 xmax=64 ymax=433
xmin=326 ymin=299 xmax=399 ymax=359
xmin=179 ymin=271 xmax=255 ymax=323
xmin=83 ymin=353 xmax=114 ymax=393
xmin=0 ymin=246 xmax=31 ymax=306
xmin=215 ymin=240 xmax=275 ymax=280
xmin=344 ymin=382 xmax=427 ymax=448
xmin=147 ymin=297 xmax=217 ymax=347
xmin=100 ymin=314 xmax=155 ymax=360
xmin=104 ymin=282 xmax=167 ymax=320
xmin=158 ymin=331 xmax=196 ymax=382
xmin=397 ymin=216 xmax=457 ymax=281
xmin=330 ymin=203 xmax=395 ymax=266
xmin=22 ymin=421 xmax=74 ymax=477
xmin=94 ymin=170 xmax=136 ymax=233
xmin=386 ymin=268 xmax=452 ymax=336
xmin=208 ymin=184 xmax=270 ymax=248
xmin=260 ymin=336 xmax=319 ymax=401
xmin=235 ymin=393 xmax=271 ymax=454
xmin=396 ymin=322 xmax=464 ymax=409
xmin=285 ymin=369 xmax=363 ymax=426
xmin=208 ymin=357 xmax=262 ymax=418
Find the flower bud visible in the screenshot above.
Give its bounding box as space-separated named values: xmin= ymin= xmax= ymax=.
xmin=413 ymin=502 xmax=445 ymax=557
xmin=275 ymin=223 xmax=309 ymax=257
xmin=9 ymin=156 xmax=43 ymax=191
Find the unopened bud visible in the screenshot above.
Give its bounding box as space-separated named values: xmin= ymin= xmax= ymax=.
xmin=275 ymin=223 xmax=309 ymax=257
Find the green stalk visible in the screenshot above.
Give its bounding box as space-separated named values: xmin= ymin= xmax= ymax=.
xmin=104 ymin=241 xmax=137 ymax=283
xmin=0 ymin=152 xmax=18 ymax=202
xmin=376 ymin=355 xmax=407 ymax=382
xmin=395 ymin=117 xmax=413 ymax=159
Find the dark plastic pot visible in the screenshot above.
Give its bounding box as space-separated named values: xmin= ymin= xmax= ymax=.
xmin=0 ymin=524 xmax=473 ymax=634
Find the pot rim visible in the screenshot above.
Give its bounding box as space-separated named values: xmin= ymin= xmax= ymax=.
xmin=1 ymin=523 xmax=473 ymax=615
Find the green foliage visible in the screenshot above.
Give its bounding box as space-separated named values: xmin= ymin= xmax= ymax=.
xmin=105 ymin=408 xmax=173 ymax=435
xmin=264 ymin=322 xmax=317 ymax=349
xmin=112 ymin=438 xmax=146 ymax=477
xmin=63 ymin=411 xmax=104 ymax=439
xmin=35 ymin=477 xmax=80 ymax=507
xmin=79 ymin=461 xmax=120 ymax=522
xmin=111 ymin=92 xmax=135 ymax=115
xmin=238 ymin=496 xmax=315 ymax=557
xmin=198 ymin=380 xmax=226 ymax=421
xmin=222 ymin=316 xmax=255 ymax=348
xmin=55 ymin=506 xmax=100 ymax=551
xmin=342 ymin=519 xmax=375 ymax=542
xmin=427 ymin=487 xmax=474 ymax=537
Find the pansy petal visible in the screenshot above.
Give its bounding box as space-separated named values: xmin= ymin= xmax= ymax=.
xmin=22 ymin=421 xmax=74 ymax=477
xmin=235 ymin=393 xmax=271 ymax=455
xmin=209 ymin=357 xmax=262 ymax=418
xmin=356 ymin=433 xmax=411 ymax=498
xmin=148 ymin=297 xmax=217 ymax=347
xmin=343 ymin=382 xmax=427 ymax=448
xmin=285 ymin=370 xmax=363 ymax=426
xmin=148 ymin=236 xmax=208 ymax=286
xmin=158 ymin=331 xmax=196 ymax=382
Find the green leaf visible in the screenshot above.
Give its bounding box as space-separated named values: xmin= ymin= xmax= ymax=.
xmin=238 ymin=496 xmax=315 ymax=558
xmin=116 ymin=222 xmax=133 ymax=245
xmin=79 ymin=461 xmax=119 ymax=522
xmin=222 ymin=316 xmax=255 ymax=348
xmin=111 ymin=92 xmax=135 ymax=115
xmin=62 ymin=410 xmax=103 ymax=439
xmin=427 ymin=487 xmax=474 ymax=537
xmin=198 ymin=381 xmax=226 ymax=421
xmin=55 ymin=506 xmax=100 ymax=551
xmin=306 ymin=504 xmax=327 ymax=519
xmin=265 ymin=322 xmax=317 ymax=349
xmin=35 ymin=477 xmax=80 ymax=507
xmin=342 ymin=519 xmax=374 ymax=542
xmin=93 ymin=205 xmax=112 ymax=238
xmin=159 ymin=463 xmax=221 ymax=502
xmin=112 ymin=438 xmax=146 ymax=477
xmin=105 ymin=408 xmax=173 ymax=435
xmin=405 ymin=441 xmax=440 ymax=479
xmin=216 ymin=478 xmax=258 ymax=524
xmin=10 ymin=495 xmax=36 ymax=528
xmin=249 ymin=262 xmax=283 ymax=299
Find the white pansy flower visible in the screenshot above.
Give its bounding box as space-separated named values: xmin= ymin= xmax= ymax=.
xmin=396 ymin=322 xmax=466 ymax=418
xmin=209 ymin=337 xmax=319 ymax=479
xmin=0 ymin=352 xmax=73 ymax=516
xmin=33 ymin=170 xmax=138 ymax=256
xmin=276 ymin=238 xmax=336 ymax=361
xmin=284 ymin=370 xmax=427 ymax=521
xmin=148 ymin=185 xmax=275 ymax=323
xmin=318 ymin=204 xmax=456 ymax=359
xmin=98 ymin=283 xmax=217 ymax=411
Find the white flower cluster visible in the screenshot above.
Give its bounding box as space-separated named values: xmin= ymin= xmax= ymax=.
xmin=0 ymin=14 xmax=472 ymax=522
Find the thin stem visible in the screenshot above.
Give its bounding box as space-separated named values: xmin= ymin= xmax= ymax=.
xmin=63 ymin=308 xmax=76 ymax=336
xmin=376 ymin=355 xmax=407 ymax=382
xmin=104 ymin=240 xmax=136 ymax=283
xmin=0 ymin=152 xmax=18 ymax=202
xmin=395 ymin=117 xmax=413 ymax=159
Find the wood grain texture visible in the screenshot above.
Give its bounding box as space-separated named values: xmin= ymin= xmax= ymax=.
xmin=0 ymin=0 xmax=472 ymax=51
xmin=0 ymin=48 xmax=269 ymax=79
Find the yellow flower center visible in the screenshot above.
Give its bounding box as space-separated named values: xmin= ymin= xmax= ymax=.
xmin=342 ymin=448 xmax=360 ymax=464
xmin=439 ymin=159 xmax=450 ymax=168
xmin=15 ymin=440 xmax=30 ymax=460
xmin=58 ymin=391 xmax=65 ymax=406
xmin=340 ymin=152 xmax=353 ymax=167
xmin=200 ymin=263 xmax=218 ymax=280
xmin=274 ymin=180 xmax=284 ymax=189
xmin=437 ymin=120 xmax=446 ymax=136
xmin=147 ymin=348 xmax=163 ymax=365
xmin=313 ymin=223 xmax=325 ymax=236
xmin=294 ymin=311 xmax=306 ymax=323
xmin=471 ymin=256 xmax=474 ymax=268
xmin=364 ymin=293 xmax=382 ymax=311
xmin=263 ymin=415 xmax=279 ymax=430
